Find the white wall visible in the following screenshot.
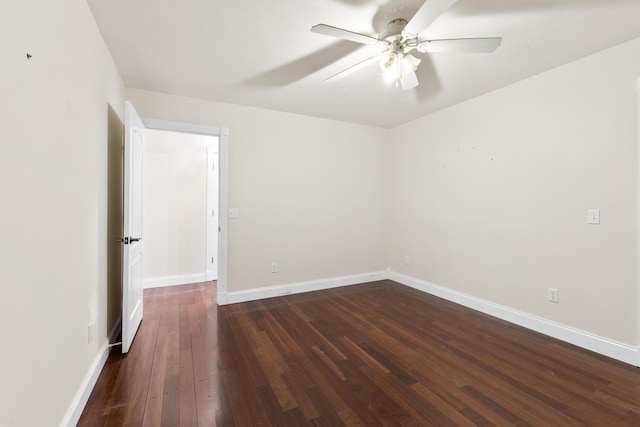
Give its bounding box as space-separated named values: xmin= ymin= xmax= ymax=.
xmin=0 ymin=0 xmax=125 ymax=425
xmin=143 ymin=129 xmax=214 ymax=283
xmin=126 ymin=88 xmax=390 ymax=293
xmin=389 ymin=37 xmax=640 ymax=347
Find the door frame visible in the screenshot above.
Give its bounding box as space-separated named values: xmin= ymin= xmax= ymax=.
xmin=637 ymin=77 xmax=640 ymax=367
xmin=141 ymin=118 xmax=229 ymax=304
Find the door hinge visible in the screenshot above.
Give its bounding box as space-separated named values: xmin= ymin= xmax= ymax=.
xmin=212 ymin=209 xmax=215 ymax=217
xmin=211 ymin=257 xmax=214 ymax=264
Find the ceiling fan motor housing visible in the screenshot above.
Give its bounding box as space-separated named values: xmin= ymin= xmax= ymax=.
xmin=380 ymin=19 xmax=408 ymax=42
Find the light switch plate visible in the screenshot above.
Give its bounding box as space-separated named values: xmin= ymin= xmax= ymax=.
xmin=587 ymin=209 xmax=600 ymax=224
xmin=228 ymin=208 xmax=239 ymax=218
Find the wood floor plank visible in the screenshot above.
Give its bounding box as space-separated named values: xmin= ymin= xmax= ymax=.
xmin=142 ymin=325 xmax=169 ymax=426
xmin=79 ymin=280 xmax=640 ymax=426
xmin=178 ymin=346 xmax=198 ymax=426
xmin=281 ymin=371 xmax=320 ymax=421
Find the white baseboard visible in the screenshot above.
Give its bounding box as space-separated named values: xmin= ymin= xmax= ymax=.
xmin=143 ymin=272 xmax=207 ymax=289
xmin=60 ymin=316 xmax=122 ymax=427
xmin=390 ymin=271 xmax=639 ymax=366
xmin=59 ymin=339 xmax=110 ymax=427
xmin=221 ymin=271 xmax=390 ymax=305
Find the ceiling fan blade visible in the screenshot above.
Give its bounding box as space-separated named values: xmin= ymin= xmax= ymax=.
xmin=311 ymin=24 xmax=379 ymax=45
xmin=400 ymin=70 xmax=419 ymax=90
xmin=326 ymin=55 xmax=381 ymax=82
xmin=403 ymin=0 xmax=458 ymax=37
xmin=418 ymin=37 xmax=502 ymax=53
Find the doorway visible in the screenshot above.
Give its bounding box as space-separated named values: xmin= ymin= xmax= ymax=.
xmin=140 ymin=118 xmax=229 ymax=301
xmin=142 ymin=129 xmax=218 ymax=287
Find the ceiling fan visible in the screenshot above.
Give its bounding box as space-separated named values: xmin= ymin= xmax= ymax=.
xmin=311 ymin=0 xmax=501 ymax=90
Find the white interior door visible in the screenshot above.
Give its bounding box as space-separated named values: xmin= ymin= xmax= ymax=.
xmin=122 ymin=101 xmax=145 ymax=354
xmin=206 ymin=146 xmax=219 ymax=281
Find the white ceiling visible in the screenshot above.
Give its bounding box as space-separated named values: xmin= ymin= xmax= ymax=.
xmin=88 ymin=0 xmax=640 ymax=128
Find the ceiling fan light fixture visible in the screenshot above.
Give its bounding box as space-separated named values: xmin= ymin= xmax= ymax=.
xmin=380 ymin=52 xmax=399 ymax=81
xmin=380 ymin=52 xmax=421 ymax=85
xmin=402 ymin=53 xmax=421 ymax=74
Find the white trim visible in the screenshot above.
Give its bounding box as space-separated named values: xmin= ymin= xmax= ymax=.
xmin=59 ymin=339 xmax=110 ymax=427
xmin=637 ymin=78 xmax=640 ymax=366
xmin=220 ymin=271 xmax=390 ymax=305
xmin=390 ymin=271 xmax=639 ymax=366
xmin=217 ymin=131 xmax=229 ymax=305
xmin=143 ymin=273 xmax=208 ymax=289
xmin=142 ymin=118 xmax=222 ymax=137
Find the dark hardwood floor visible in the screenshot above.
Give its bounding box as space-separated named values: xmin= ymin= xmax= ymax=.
xmin=78 ymin=280 xmax=640 ymax=426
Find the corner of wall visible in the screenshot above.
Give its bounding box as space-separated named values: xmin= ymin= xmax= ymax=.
xmin=389 ymin=271 xmax=639 ymax=366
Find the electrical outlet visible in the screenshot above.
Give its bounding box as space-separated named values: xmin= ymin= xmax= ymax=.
xmin=548 ymin=288 xmax=559 ymax=303
xmin=271 ymin=262 xmax=277 ymax=273
xmin=88 ymin=323 xmax=94 ymax=344
xmin=228 ymin=208 xmax=239 ymax=218
xmin=403 ymin=255 xmax=410 ymax=265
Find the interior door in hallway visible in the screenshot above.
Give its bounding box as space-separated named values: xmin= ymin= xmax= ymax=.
xmin=122 ymin=101 xmax=145 ymax=354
